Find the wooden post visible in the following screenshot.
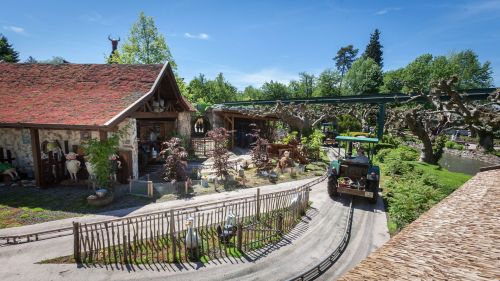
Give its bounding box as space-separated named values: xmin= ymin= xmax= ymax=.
xmin=236 ymin=223 xmax=243 ymax=252
xmin=30 ymin=128 xmax=43 ymax=187
xmin=169 ymin=210 xmax=176 ymax=261
xmin=231 ymin=116 xmax=235 ymax=149
xmin=73 ymin=222 xmax=81 ymax=263
xmin=277 ymin=214 xmax=283 ymax=235
xmin=99 ymin=130 xmax=107 ymax=142
xmin=256 ymin=188 xmax=261 ymax=220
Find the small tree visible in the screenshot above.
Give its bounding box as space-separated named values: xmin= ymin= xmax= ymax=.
xmin=109 ymin=11 xmax=176 ymax=68
xmin=160 ymin=137 xmax=188 ymax=182
xmin=247 ymin=124 xmax=270 ymax=171
xmin=207 ymin=128 xmax=230 ymax=180
xmin=363 ymin=29 xmax=383 ymax=67
xmin=82 ymin=132 xmax=123 ymax=189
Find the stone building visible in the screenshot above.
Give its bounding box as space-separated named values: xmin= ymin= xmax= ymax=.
xmin=0 ymin=62 xmax=195 ymax=186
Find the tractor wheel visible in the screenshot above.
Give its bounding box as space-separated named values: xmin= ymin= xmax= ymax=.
xmin=327 ymin=175 xmax=339 ymax=197
xmin=369 ymin=182 xmax=379 ymax=204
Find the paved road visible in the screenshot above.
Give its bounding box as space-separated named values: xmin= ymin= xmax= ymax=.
xmin=0 ymin=175 xmax=389 ymax=281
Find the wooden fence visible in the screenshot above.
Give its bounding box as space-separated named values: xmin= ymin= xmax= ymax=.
xmin=73 ymin=185 xmax=310 ymax=264
xmin=191 ymin=137 xmax=215 ymax=158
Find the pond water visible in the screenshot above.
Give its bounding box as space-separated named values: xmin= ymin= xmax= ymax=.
xmin=438 ymin=152 xmax=491 ymax=175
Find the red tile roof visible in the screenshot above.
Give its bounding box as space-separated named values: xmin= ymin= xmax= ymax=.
xmin=0 ymin=63 xmax=174 ymax=127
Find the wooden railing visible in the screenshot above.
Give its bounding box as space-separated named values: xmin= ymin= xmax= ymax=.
xmin=73 ymin=184 xmax=312 ymax=264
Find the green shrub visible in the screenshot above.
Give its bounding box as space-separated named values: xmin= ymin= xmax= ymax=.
xmin=337 ymin=114 xmax=361 ymax=133
xmin=375 ymin=146 xmax=419 ymax=164
xmin=445 ymin=140 xmax=464 ymax=150
xmin=346 ymin=132 xmax=373 ymax=137
xmin=384 ymin=159 xmax=414 ymax=176
xmin=282 ymin=131 xmax=299 ymax=145
xmin=375 ymin=143 xmax=395 ymax=152
xmin=386 ymin=177 xmax=444 ymax=231
xmin=382 ymin=134 xmax=402 ymax=147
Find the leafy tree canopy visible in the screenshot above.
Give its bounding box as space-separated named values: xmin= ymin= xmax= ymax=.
xmin=401 ymin=50 xmax=492 ymax=93
xmin=0 ymin=34 xmax=19 ymax=63
xmin=261 ymin=80 xmax=291 ymax=100
xmin=314 ymin=69 xmax=342 ymax=97
xmin=186 ymin=73 xmax=238 ymax=105
xmin=381 ymin=68 xmax=405 ymax=93
xmin=343 ymin=57 xmax=383 ymax=95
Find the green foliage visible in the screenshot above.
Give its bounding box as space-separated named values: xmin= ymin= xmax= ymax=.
xmin=301 ymin=129 xmax=325 ymax=159
xmin=402 ymin=50 xmax=492 ymax=92
xmin=363 ymin=29 xmax=383 ymax=67
xmin=375 ymin=146 xmax=419 ymax=164
xmin=377 ymin=145 xmax=471 ymax=233
xmin=314 ymin=68 xmax=341 ymax=97
xmin=381 ymin=134 xmax=402 ymax=147
xmin=0 ymin=34 xmax=19 ymax=62
xmin=261 ymin=80 xmax=291 ymax=100
xmin=445 ymin=140 xmax=464 ymax=150
xmin=109 ymin=12 xmax=176 ymax=67
xmin=39 ymin=56 xmax=68 ymax=64
xmin=345 ymin=131 xmax=373 ymax=137
xmin=336 ymin=114 xmax=362 ymax=133
xmin=281 ymin=131 xmax=299 ymax=145
xmin=240 ymin=85 xmax=264 ymax=101
xmin=343 ymin=57 xmax=383 ymax=95
xmin=186 ymin=73 xmax=238 ymax=105
xmin=381 ymin=68 xmax=405 ymax=93
xmin=289 ymin=72 xmax=316 ymax=98
xmin=82 ymin=128 xmax=127 ymax=188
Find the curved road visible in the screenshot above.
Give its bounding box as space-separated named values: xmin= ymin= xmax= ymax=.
xmin=0 ymin=179 xmax=388 ymax=280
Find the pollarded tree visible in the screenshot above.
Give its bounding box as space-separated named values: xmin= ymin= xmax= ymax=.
xmin=363 ymin=29 xmax=383 ymax=67
xmin=343 ymin=57 xmax=383 ymax=95
xmin=110 ymin=11 xmax=176 ymax=68
xmin=0 ymin=34 xmax=19 ymax=62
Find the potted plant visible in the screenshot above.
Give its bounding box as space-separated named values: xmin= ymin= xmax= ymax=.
xmin=82 ymin=128 xmax=126 ymax=206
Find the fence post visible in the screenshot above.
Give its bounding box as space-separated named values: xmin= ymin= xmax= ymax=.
xmin=170 ymin=210 xmax=177 ymax=261
xmin=236 ymin=223 xmax=243 ymax=252
xmin=256 ymin=188 xmax=261 ymax=220
xmin=73 ymin=222 xmax=81 ymax=263
xmin=277 ymin=214 xmax=283 ymax=235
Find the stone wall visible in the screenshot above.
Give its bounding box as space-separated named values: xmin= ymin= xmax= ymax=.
xmin=114 ymin=118 xmax=139 ymax=179
xmin=176 ymin=111 xmax=192 ymax=141
xmin=0 ymin=128 xmax=34 ymax=175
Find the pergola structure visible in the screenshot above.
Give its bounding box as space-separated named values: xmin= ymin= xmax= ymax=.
xmin=223 ymin=88 xmax=496 ymax=139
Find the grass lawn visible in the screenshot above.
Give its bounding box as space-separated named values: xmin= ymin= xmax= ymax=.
xmin=0 ymin=185 xmax=154 ymax=229
xmin=377 ymin=146 xmax=473 ymax=235
xmin=410 ymin=161 xmax=472 ymax=194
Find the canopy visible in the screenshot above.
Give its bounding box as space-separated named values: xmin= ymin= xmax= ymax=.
xmin=335 ymin=136 xmax=379 ymax=143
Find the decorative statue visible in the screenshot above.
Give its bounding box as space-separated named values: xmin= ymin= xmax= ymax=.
xmin=185 ymin=217 xmax=200 ymax=251
xmin=0 ymin=162 xmax=19 ymax=181
xmin=65 ymin=152 xmax=81 ymax=182
xmin=276 ymin=150 xmax=294 ymax=173
xmin=217 ymin=212 xmax=237 ymax=244
xmin=108 ymin=154 xmax=122 ymax=182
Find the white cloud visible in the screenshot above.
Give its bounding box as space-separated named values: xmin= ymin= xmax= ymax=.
xmin=2 ymin=25 xmax=26 ymax=35
xmin=184 ymin=32 xmax=210 ymax=40
xmin=80 ymin=12 xmax=114 ymax=25
xmin=374 ymin=7 xmax=401 ymax=15
xmin=458 ymin=0 xmax=500 ymax=17
xmin=227 ymin=68 xmax=298 ymax=89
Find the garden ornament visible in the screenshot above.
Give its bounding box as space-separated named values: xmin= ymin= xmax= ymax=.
xmin=65 ymin=152 xmax=81 ymax=182
xmin=185 ymin=217 xmax=200 ymax=250
xmin=0 ymin=162 xmax=19 ymax=181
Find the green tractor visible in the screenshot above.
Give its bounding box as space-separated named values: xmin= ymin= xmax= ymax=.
xmin=327 ymin=136 xmax=380 ymax=204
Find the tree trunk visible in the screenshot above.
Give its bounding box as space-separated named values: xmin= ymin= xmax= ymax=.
xmin=405 ymin=110 xmax=439 ymax=164
xmin=477 ymin=130 xmax=494 ymax=151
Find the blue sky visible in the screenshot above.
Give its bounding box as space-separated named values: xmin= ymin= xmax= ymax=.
xmin=1 ymin=0 xmax=499 ymax=89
